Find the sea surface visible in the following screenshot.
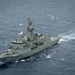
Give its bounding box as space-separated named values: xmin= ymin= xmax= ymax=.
xmin=0 ymin=0 xmax=75 ymax=75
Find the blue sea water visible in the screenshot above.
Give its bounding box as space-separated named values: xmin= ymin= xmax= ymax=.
xmin=0 ymin=0 xmax=75 ymax=75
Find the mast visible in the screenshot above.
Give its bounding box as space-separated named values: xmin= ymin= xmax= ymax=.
xmin=26 ymin=18 xmax=34 ymax=41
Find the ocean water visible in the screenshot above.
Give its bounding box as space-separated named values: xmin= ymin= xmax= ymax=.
xmin=0 ymin=0 xmax=75 ymax=75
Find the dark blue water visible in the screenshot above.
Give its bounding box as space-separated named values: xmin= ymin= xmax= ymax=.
xmin=0 ymin=0 xmax=75 ymax=75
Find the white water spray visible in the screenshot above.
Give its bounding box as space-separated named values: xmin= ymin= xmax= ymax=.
xmin=58 ymin=32 xmax=75 ymax=43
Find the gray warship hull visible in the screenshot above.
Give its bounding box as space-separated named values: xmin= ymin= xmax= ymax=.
xmin=0 ymin=19 xmax=60 ymax=65
xmin=0 ymin=36 xmax=59 ymax=65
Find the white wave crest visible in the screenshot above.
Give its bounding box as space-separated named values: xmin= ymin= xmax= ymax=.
xmin=15 ymin=60 xmax=19 ymax=63
xmin=46 ymin=52 xmax=55 ymax=59
xmin=20 ymin=59 xmax=25 ymax=62
xmin=19 ymin=23 xmax=24 ymax=26
xmin=46 ymin=54 xmax=53 ymax=58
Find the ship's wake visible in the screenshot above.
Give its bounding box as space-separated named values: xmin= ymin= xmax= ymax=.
xmin=58 ymin=32 xmax=75 ymax=43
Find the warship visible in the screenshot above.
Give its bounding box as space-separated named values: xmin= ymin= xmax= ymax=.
xmin=0 ymin=19 xmax=60 ymax=65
